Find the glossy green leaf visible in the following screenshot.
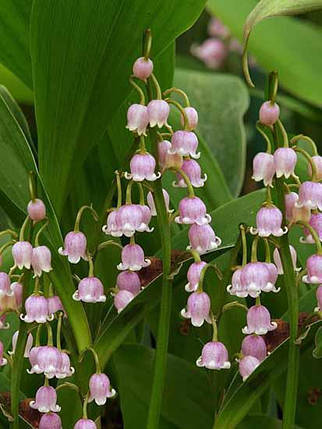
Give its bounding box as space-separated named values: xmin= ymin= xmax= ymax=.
xmin=207 ymin=0 xmax=322 ymax=107
xmin=214 ymin=322 xmax=321 ymax=429
xmin=174 ymin=68 xmax=249 ymax=196
xmin=242 ymin=0 xmax=322 ymax=87
xmin=0 ymin=0 xmax=32 ymax=88
xmin=113 ymin=344 xmax=214 ymax=429
xmin=94 ymin=190 xmax=265 ymax=367
xmin=237 ymin=415 xmax=304 ymax=429
xmin=30 ymin=0 xmax=207 ymax=216
xmin=0 ymin=88 xmax=91 ymax=352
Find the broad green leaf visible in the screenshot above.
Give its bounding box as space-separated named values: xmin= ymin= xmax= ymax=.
xmin=214 ymin=321 xmax=321 ymax=429
xmin=113 ymin=344 xmax=214 ymax=429
xmin=94 ymin=190 xmax=265 ymax=367
xmin=174 ymin=68 xmax=249 ymax=196
xmin=0 ymin=88 xmax=91 ymax=352
xmin=30 ymin=0 xmax=207 ymax=216
xmin=242 ymin=0 xmax=322 ymax=87
xmin=0 ymin=65 xmax=32 ymax=104
xmin=0 ymin=0 xmax=32 ymax=88
xmin=207 ymin=0 xmax=322 ymax=107
xmin=313 ymin=326 xmax=322 ymax=358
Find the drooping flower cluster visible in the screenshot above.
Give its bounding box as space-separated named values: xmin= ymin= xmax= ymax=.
xmin=191 ymin=16 xmax=256 ymax=70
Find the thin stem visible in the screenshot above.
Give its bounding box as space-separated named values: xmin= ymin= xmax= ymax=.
xmin=163 ymin=87 xmax=190 ymax=107
xmin=34 ymin=219 xmax=49 ymax=246
xmin=222 ymin=301 xmax=248 ymax=314
xmin=143 ymin=28 xmax=152 ymax=59
xmin=82 ymin=392 xmax=90 ymax=419
xmin=198 ymin=264 xmax=223 ymax=292
xmin=33 ymin=278 xmax=40 ymax=294
xmin=74 ymin=205 xmax=98 ymax=232
xmin=240 ymin=224 xmax=247 ymax=266
xmin=0 ymin=229 xmax=18 ymax=239
xmin=56 ymin=312 xmax=63 ymax=350
xmin=255 ymin=296 xmax=261 ymax=306
xmin=139 ymin=135 xmax=146 ymax=152
xmin=263 ymin=238 xmax=271 ymax=263
xmin=129 ymin=76 xmax=145 ymax=105
xmin=276 ymin=120 xmax=289 ymax=148
xmin=46 ymin=323 xmax=53 ymax=346
xmin=87 ymin=254 xmax=95 ymax=277
xmin=211 ymin=313 xmax=218 ymax=341
xmin=190 ymin=249 xmax=201 ymax=263
xmin=0 ymin=241 xmax=16 ymax=256
xmin=115 ymin=171 xmax=122 ymax=208
xmin=251 ymin=236 xmax=259 ymax=262
xmin=19 ymin=216 xmax=29 ymax=242
xmin=137 ymin=183 xmax=145 ymax=205
xmin=96 ymin=240 xmax=123 ymax=253
xmin=165 ymin=98 xmax=189 ymax=130
xmin=150 ymin=73 xmax=162 ymax=100
xmin=87 ymin=346 xmax=101 ymax=373
xmin=256 ymin=122 xmax=272 ymax=153
xmin=266 ymin=186 xmax=273 ymax=204
xmin=126 ymin=180 xmax=134 ymax=204
xmin=168 ymin=166 xmax=194 ymax=197
xmin=290 ymin=134 xmax=318 ymax=156
xmin=147 ymin=127 xmax=172 ymax=429
xmin=268 ymin=71 xmax=279 ymax=103
xmin=35 ymin=324 xmax=42 ymax=346
xmin=296 ymin=220 xmax=322 ymax=254
xmin=56 ymin=382 xmax=80 ymax=393
xmin=28 ymin=171 xmax=36 ymax=201
xmin=292 ymin=147 xmax=317 ymax=182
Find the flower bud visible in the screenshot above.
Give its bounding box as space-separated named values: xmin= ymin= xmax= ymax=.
xmin=208 ymin=18 xmax=230 ymax=38
xmin=30 ymin=385 xmax=61 ymax=413
xmin=74 ymin=419 xmax=97 ymax=429
xmin=180 ymin=107 xmax=198 ymax=130
xmin=0 ymin=272 xmax=12 ymax=297
xmin=147 ymin=100 xmax=170 ymax=128
xmin=181 ymin=291 xmax=211 ymax=327
xmin=31 ymin=246 xmax=52 ymax=277
xmin=114 ymin=289 xmax=135 ymax=313
xmin=188 ymin=224 xmax=221 ymax=254
xmin=239 ymin=355 xmax=260 ymax=381
xmin=300 ymin=213 xmax=322 ymax=244
xmin=116 ymin=271 xmax=141 ymax=295
xmin=73 ymin=277 xmax=106 ymax=303
xmin=241 ymin=335 xmax=267 ymax=362
xmin=273 ymin=148 xmax=297 ymax=179
xmin=315 ymin=285 xmax=322 ymax=312
xmin=254 ymin=206 xmax=286 ymax=237
xmin=125 ymin=153 xmax=161 ymax=182
xmin=59 ymin=231 xmax=87 ymax=264
xmin=9 ymin=331 xmax=33 ymax=357
xmin=20 ymin=295 xmax=51 ymax=324
xmin=173 ymin=159 xmax=207 ymax=188
xmin=303 ymin=254 xmax=322 ymax=284
xmin=12 ymin=241 xmax=33 ymax=269
xmin=185 ymin=261 xmax=207 ymax=292
xmin=147 ymin=189 xmax=171 ymax=216
xmin=273 ymin=246 xmax=298 ymax=275
xmin=175 ymin=196 xmax=211 ymax=225
xmin=132 ymin=57 xmax=153 ymax=80
xmin=56 ymin=351 xmax=75 ymax=379
xmin=297 ymin=181 xmax=322 ymax=211
xmin=192 ymin=38 xmax=227 ymax=69
xmin=227 ymin=268 xmax=247 ymax=298
xmin=242 ymin=305 xmax=277 ymax=335
xmin=39 ymin=413 xmax=62 ymax=429
xmin=308 ymin=155 xmax=322 ymax=181
xmin=126 ymin=104 xmax=149 ymax=136
xmin=196 ymin=341 xmax=230 ymax=370
xmin=36 ymin=346 xmax=62 ymax=379
xmin=259 ymin=101 xmax=280 ymax=126
xmin=117 ymin=244 xmax=151 ymax=271
xmin=47 ymin=295 xmax=65 ymax=316
xmin=89 ymin=372 xmax=116 ymax=405
xmin=170 ymin=131 xmax=200 ymax=159
xmin=252 ymin=152 xmax=275 ymax=187
xmin=27 ymin=198 xmax=46 ymax=222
